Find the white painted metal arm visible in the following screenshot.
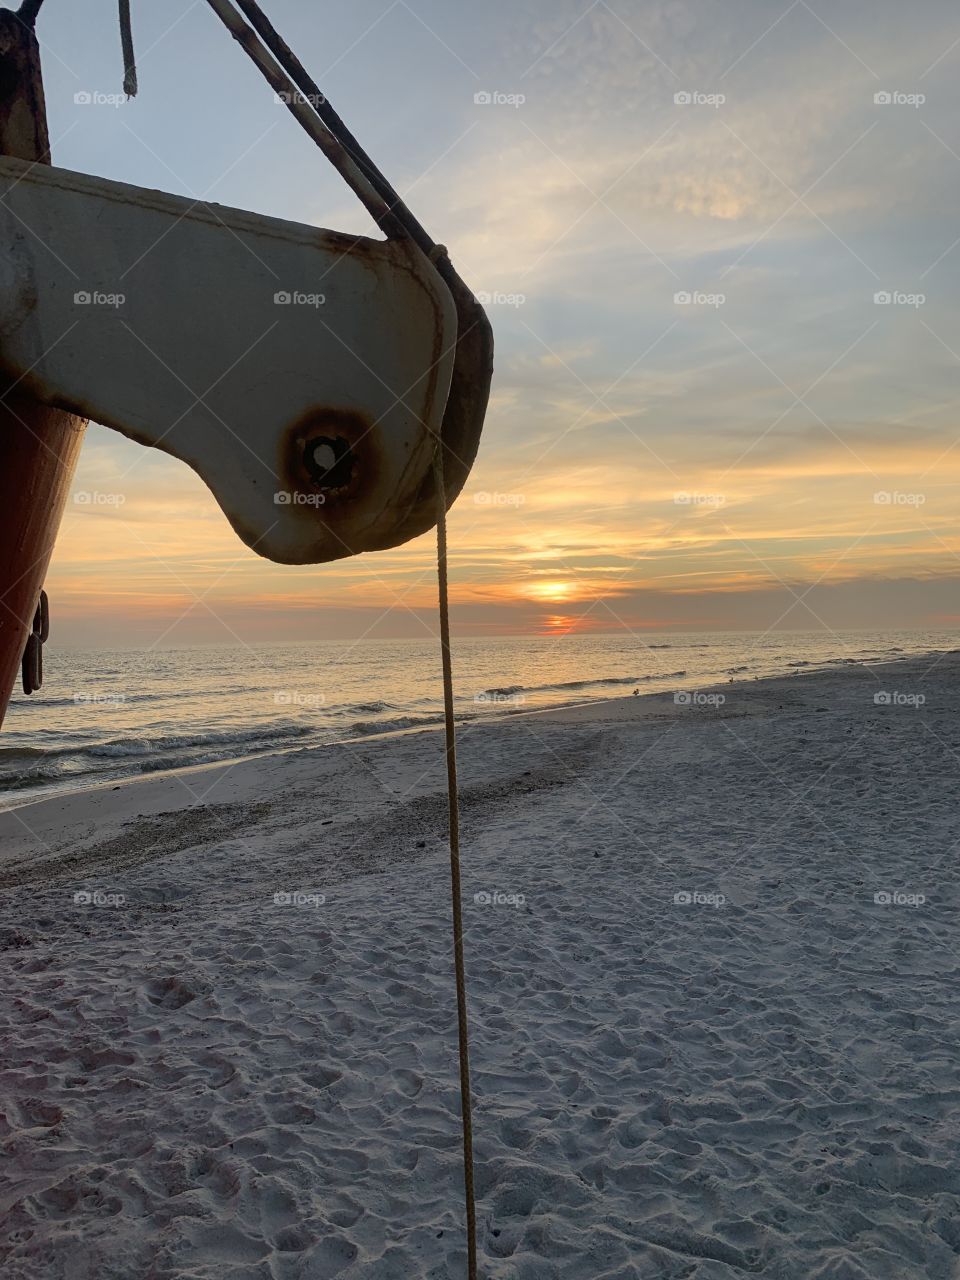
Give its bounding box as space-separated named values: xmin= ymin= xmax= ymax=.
xmin=0 ymin=156 xmax=458 ymax=564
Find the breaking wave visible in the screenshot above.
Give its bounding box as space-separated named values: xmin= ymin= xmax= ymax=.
xmin=477 ymin=671 xmax=688 ymax=699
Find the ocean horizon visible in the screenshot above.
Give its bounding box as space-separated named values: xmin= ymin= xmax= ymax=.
xmin=1 ymin=627 xmax=954 ymax=809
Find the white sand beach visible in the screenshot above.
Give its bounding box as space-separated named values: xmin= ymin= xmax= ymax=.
xmin=2 ymin=654 xmax=960 ymax=1278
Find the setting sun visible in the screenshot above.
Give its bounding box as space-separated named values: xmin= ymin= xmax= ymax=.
xmin=528 ymin=580 xmax=577 ymax=603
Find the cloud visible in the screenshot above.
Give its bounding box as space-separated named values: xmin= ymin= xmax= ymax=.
xmin=35 ymin=0 xmax=960 ymax=642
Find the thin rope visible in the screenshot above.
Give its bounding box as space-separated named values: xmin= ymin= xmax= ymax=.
xmin=197 ymin=5 xmax=481 ymax=1268
xmin=434 ymin=446 xmax=479 ymax=1280
xmin=16 ymin=0 xmax=46 ymax=28
xmin=119 ymin=0 xmax=137 ymax=97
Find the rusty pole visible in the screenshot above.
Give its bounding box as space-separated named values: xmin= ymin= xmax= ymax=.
xmin=0 ymin=7 xmax=86 ymax=726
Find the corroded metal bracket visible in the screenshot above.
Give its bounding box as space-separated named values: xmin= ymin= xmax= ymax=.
xmin=20 ymin=587 xmax=47 ymax=693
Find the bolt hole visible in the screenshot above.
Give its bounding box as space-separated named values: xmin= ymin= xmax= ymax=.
xmin=303 ymin=435 xmax=354 ymax=489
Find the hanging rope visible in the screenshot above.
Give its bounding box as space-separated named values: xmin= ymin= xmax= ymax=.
xmin=119 ymin=0 xmax=137 ymax=97
xmin=197 ymin=4 xmax=480 ymax=1270
xmin=18 ymin=2 xmax=138 ymax=96
xmin=433 ymin=446 xmax=479 ymax=1280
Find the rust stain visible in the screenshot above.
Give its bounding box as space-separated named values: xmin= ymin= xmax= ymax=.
xmin=279 ymin=406 xmax=382 ymax=514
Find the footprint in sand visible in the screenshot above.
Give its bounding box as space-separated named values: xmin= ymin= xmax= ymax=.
xmin=75 ymin=1046 xmax=135 ymax=1072
xmin=274 ymin=1223 xmax=315 ymax=1253
xmin=144 ymin=976 xmax=197 ymax=1009
xmin=190 ymin=1151 xmax=242 ymax=1199
xmin=304 ymin=1234 xmax=359 ymax=1274
xmin=195 ymin=1051 xmax=237 ymax=1088
xmin=11 ymin=1098 xmax=63 ymax=1128
xmin=300 ymin=1065 xmax=342 ymax=1091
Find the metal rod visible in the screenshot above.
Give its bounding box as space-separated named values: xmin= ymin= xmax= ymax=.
xmin=230 ymin=0 xmax=436 ymax=258
xmin=202 ymin=0 xmax=403 ymax=237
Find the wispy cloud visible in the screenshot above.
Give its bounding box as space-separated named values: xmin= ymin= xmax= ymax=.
xmin=35 ymin=0 xmax=960 ymax=642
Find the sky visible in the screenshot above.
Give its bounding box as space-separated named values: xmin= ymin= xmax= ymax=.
xmin=25 ymin=0 xmax=960 ymax=646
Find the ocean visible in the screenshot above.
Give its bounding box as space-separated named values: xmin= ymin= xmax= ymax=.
xmin=0 ymin=629 xmax=954 ymax=809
